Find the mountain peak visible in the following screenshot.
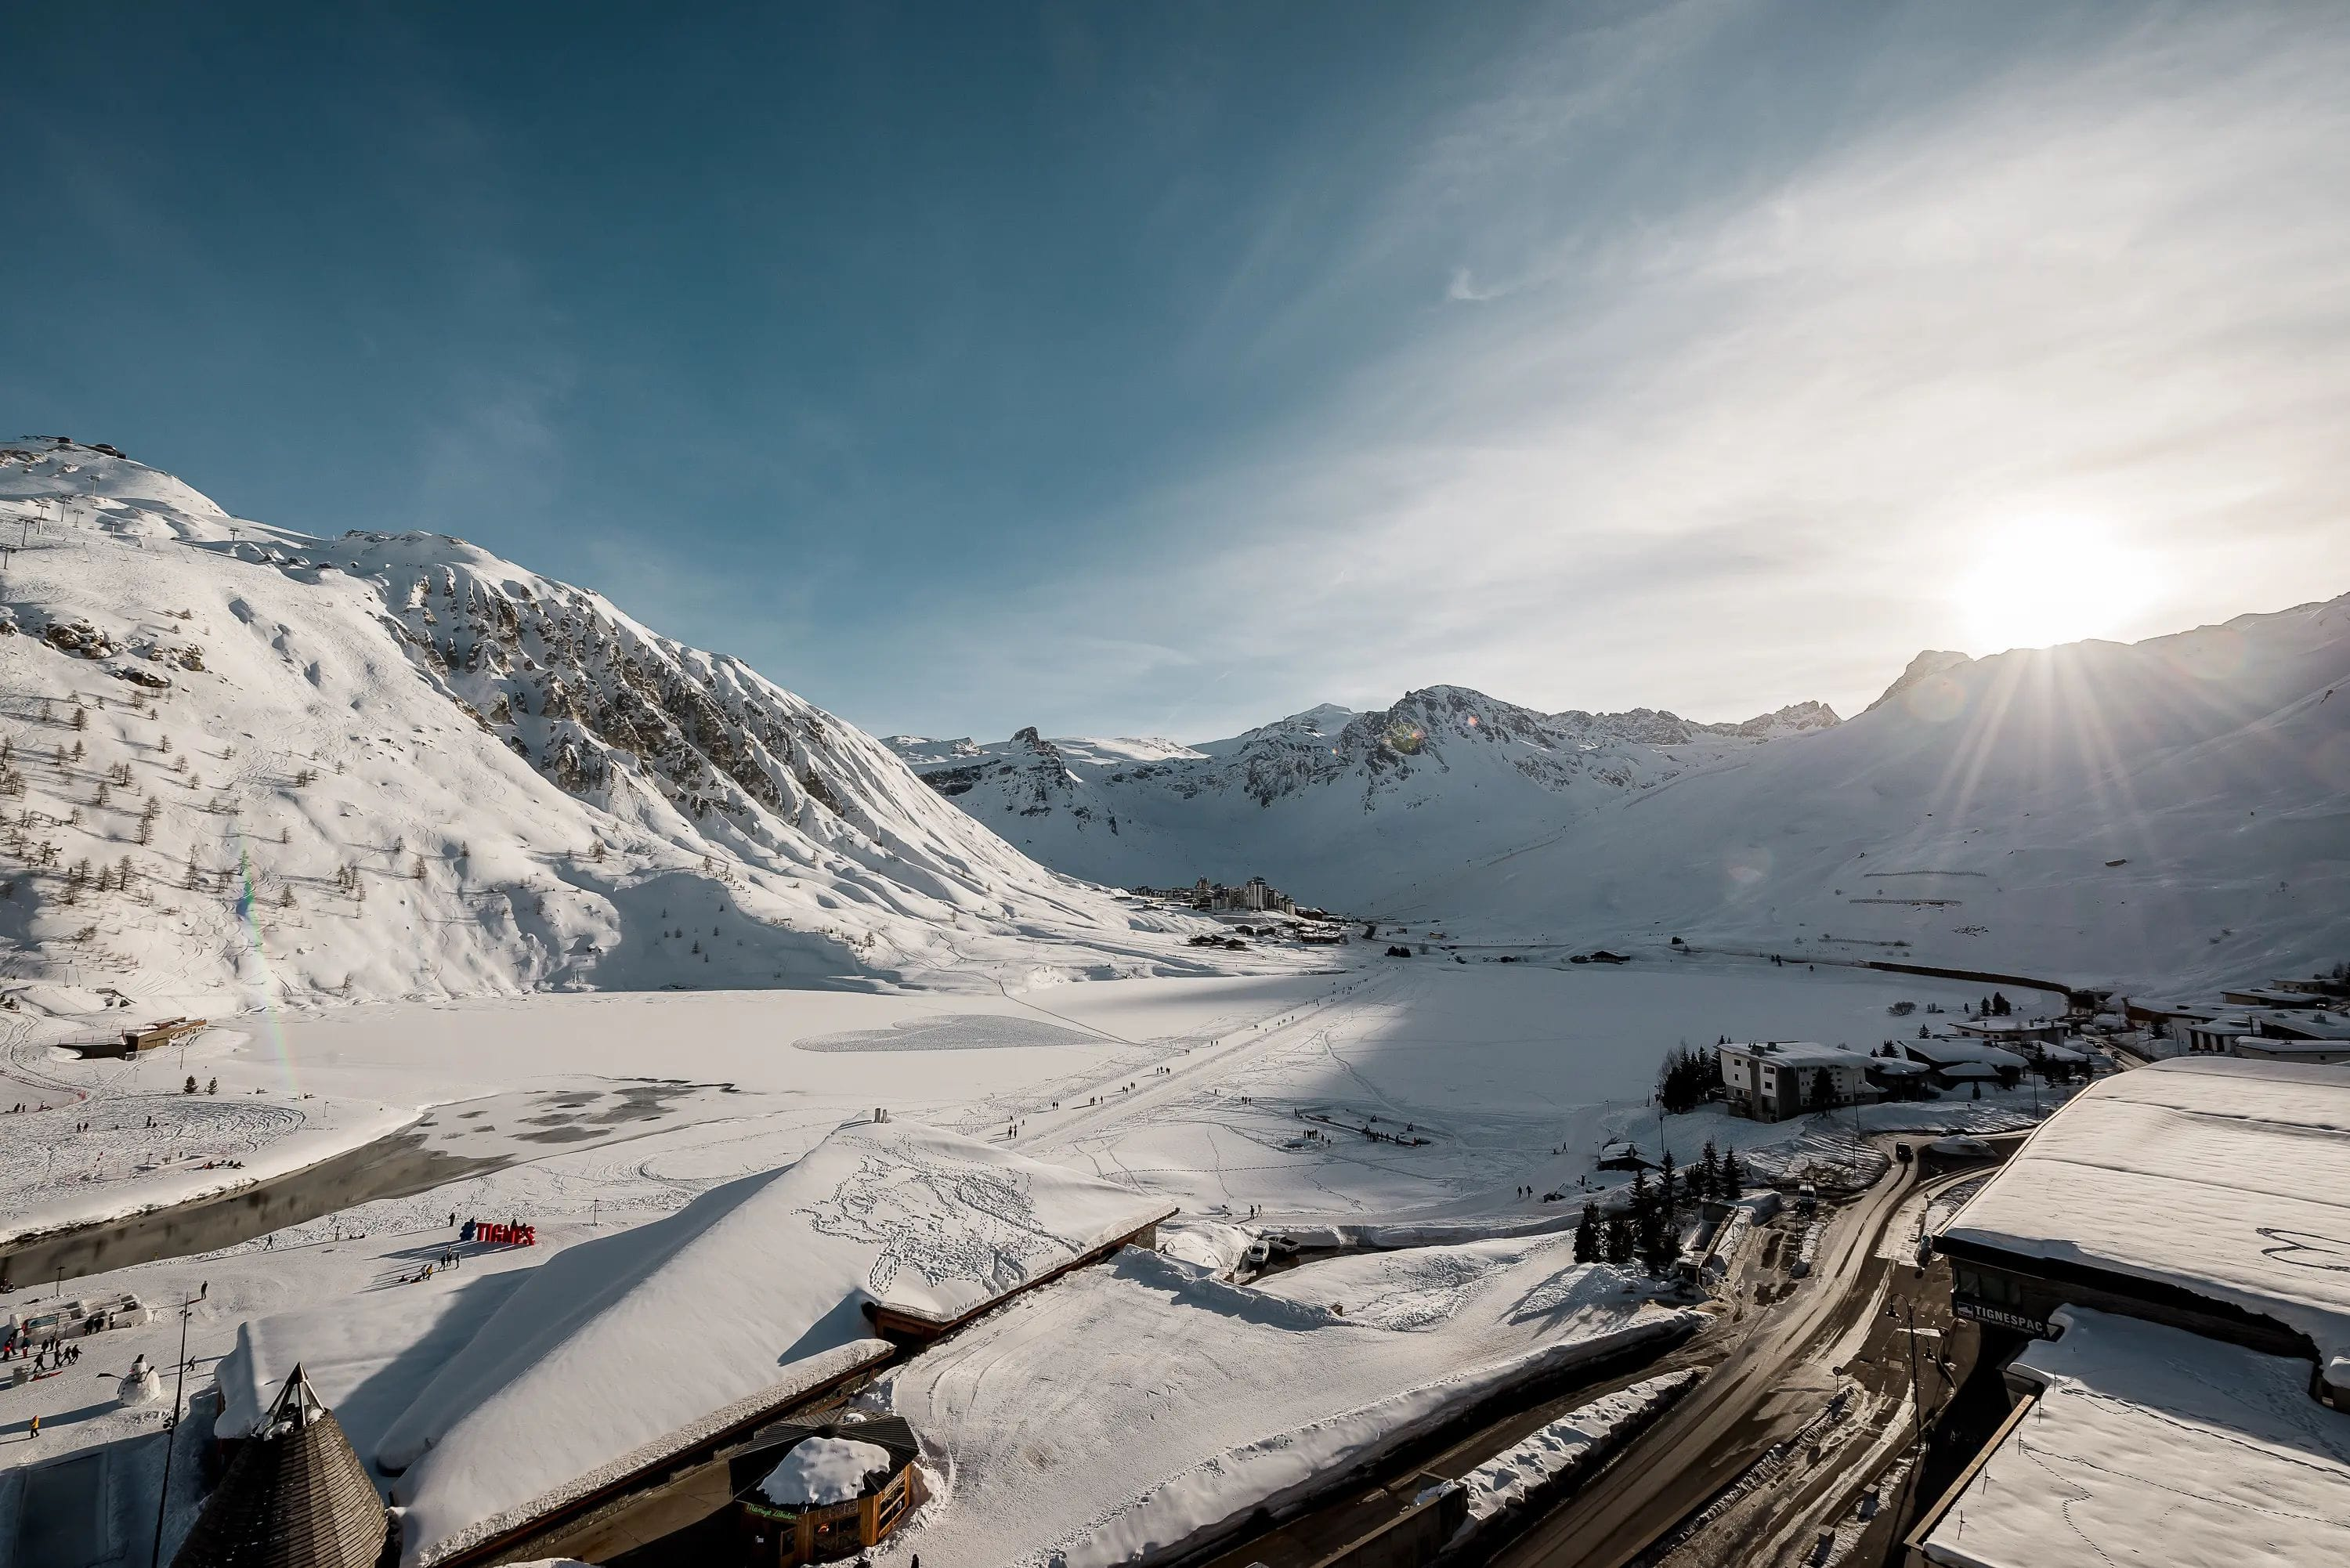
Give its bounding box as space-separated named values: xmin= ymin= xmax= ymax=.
xmin=1867 ymin=649 xmax=1973 ymax=713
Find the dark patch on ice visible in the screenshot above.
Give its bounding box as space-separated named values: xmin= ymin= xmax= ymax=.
xmin=794 ymin=1014 xmax=1108 ymax=1053
xmin=515 ymin=1125 xmax=600 ymax=1143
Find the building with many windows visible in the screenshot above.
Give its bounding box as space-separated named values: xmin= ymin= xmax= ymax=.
xmin=1717 ymin=1041 xmax=1875 ymax=1122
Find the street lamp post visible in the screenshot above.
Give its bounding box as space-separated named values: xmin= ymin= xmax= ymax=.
xmin=149 ymin=1281 xmax=206 ymax=1568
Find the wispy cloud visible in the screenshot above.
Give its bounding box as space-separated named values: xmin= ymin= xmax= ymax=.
xmin=915 ymin=4 xmax=2350 ymax=739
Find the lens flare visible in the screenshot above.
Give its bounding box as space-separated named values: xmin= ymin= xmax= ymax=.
xmin=1903 ymin=673 xmax=1969 ymax=724
xmin=233 ymin=832 xmax=299 ymax=1095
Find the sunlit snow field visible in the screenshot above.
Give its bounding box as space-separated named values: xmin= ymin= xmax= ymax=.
xmin=0 ymin=952 xmax=2058 ymax=1563
xmin=4 ymin=956 xmax=2009 ymax=1247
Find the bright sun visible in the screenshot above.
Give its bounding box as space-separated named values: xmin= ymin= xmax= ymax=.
xmin=1954 ymin=518 xmax=2160 ymax=653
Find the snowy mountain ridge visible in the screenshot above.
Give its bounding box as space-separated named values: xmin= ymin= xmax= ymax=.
xmin=891 ymin=598 xmax=2350 ymax=992
xmin=0 ymin=439 xmax=1216 ymax=1013
xmin=883 ymin=686 xmax=1841 ymax=897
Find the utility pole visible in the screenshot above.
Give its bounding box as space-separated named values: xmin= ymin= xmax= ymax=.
xmin=150 ymin=1281 xmax=205 ymax=1568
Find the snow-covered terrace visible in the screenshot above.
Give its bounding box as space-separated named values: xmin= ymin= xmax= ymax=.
xmin=1939 ymin=1057 xmax=2350 ymax=1386
xmin=1914 ymin=1306 xmax=2350 ymax=1568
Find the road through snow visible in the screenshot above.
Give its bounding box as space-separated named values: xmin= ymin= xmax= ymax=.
xmin=1489 ymin=1141 xmax=1922 ymax=1568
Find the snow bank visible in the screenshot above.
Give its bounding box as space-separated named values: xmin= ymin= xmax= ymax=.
xmin=1155 ymin=1217 xmax=1254 ymax=1277
xmin=1918 ymin=1307 xmax=2350 ymax=1568
xmin=383 ymin=1118 xmax=1169 ymax=1564
xmin=1458 ymin=1370 xmax=1701 ymax=1523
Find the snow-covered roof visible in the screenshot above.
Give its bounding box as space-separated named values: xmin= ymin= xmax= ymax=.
xmin=1940 ymin=1058 xmax=2350 ymax=1371
xmin=2259 ymin=1013 xmax=2350 ymax=1040
xmin=1721 ymin=1041 xmax=1872 ymax=1068
xmin=757 ymin=1435 xmax=895 ymax=1506
xmin=1905 ymin=1039 xmax=2029 ymax=1068
xmin=216 ymin=1270 xmax=530 ymax=1451
xmin=1918 ymin=1306 xmax=2350 ymax=1568
xmin=1950 ymin=1017 xmax=2064 ymax=1035
xmin=377 ymin=1119 xmax=1171 ymax=1565
xmin=2236 ymin=1036 xmax=2350 ymax=1056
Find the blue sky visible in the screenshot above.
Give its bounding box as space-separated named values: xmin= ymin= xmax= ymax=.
xmin=6 ymin=2 xmax=2347 ymax=741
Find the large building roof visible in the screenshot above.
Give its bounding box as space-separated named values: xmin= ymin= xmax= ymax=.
xmin=1916 ymin=1306 xmax=2350 ymax=1568
xmin=1721 ymin=1040 xmax=1872 ymax=1068
xmin=1940 ymin=1057 xmax=2350 ymax=1376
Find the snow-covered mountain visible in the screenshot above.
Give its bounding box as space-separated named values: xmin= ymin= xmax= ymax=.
xmin=885 ymin=689 xmax=1840 ymax=901
xmin=895 ymin=603 xmax=2350 ymax=992
xmin=0 ymin=439 xmax=1206 ymax=1013
xmin=1387 ymin=601 xmax=2350 ymax=990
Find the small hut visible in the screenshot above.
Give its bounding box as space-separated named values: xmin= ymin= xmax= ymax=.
xmin=731 ymin=1415 xmax=924 ymax=1565
xmin=173 ymin=1364 xmax=388 ymax=1568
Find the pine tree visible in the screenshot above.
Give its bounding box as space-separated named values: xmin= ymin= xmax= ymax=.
xmin=1639 ymin=1211 xmax=1680 ymax=1277
xmin=1698 ymin=1140 xmax=1721 ymax=1200
xmin=1603 ymin=1216 xmax=1634 ymax=1266
xmin=1658 ymin=1149 xmax=1679 ymax=1222
xmin=1573 ymin=1202 xmax=1602 ymax=1263
xmin=1719 ymin=1150 xmax=1744 ymax=1200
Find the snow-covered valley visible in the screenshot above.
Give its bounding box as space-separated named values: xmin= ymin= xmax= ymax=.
xmin=0 ymin=439 xmax=2341 ymax=1568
